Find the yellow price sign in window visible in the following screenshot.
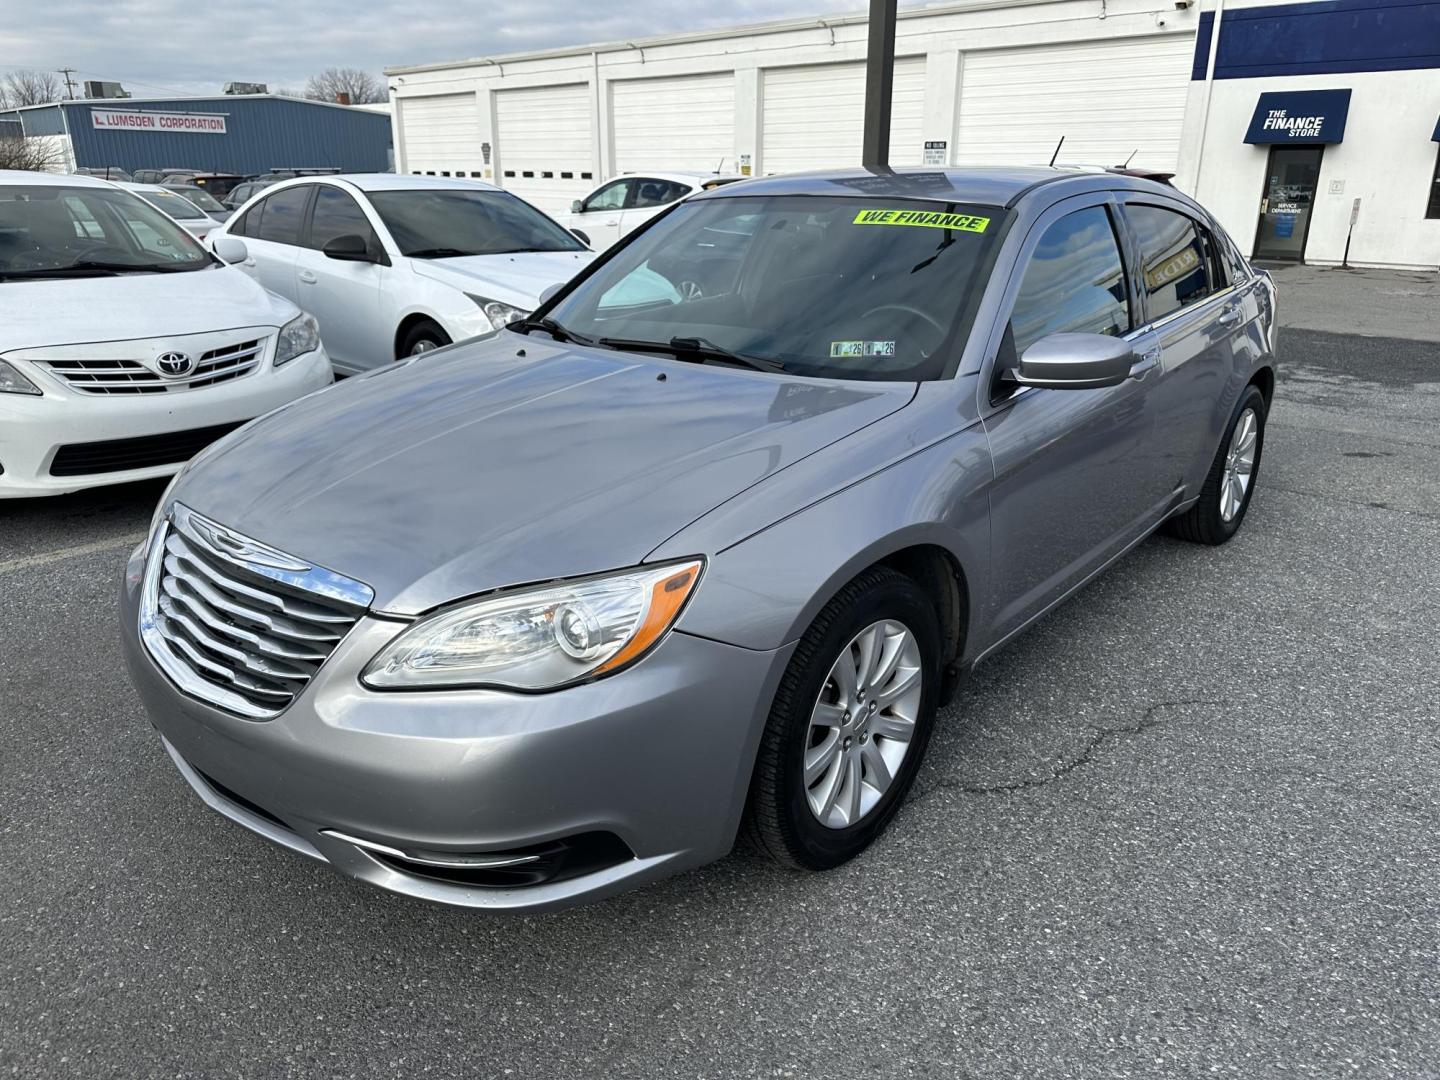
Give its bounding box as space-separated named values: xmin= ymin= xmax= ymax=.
xmin=852 ymin=208 xmax=990 ymax=232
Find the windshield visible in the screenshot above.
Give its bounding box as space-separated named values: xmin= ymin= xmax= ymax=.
xmin=368 ymin=189 xmax=585 ymax=257
xmin=139 ymin=189 xmax=207 ymax=220
xmin=542 ymin=195 xmax=1005 ymax=381
xmin=0 ymin=185 xmax=211 ymax=277
xmin=170 ymin=186 xmax=226 ymax=213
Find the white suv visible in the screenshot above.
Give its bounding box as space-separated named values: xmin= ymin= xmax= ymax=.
xmin=0 ymin=171 xmax=331 ymax=498
xmin=560 ymin=171 xmax=745 ymax=251
xmin=209 ymin=174 xmax=596 ymax=374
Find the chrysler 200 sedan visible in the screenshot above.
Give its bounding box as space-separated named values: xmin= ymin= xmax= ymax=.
xmin=120 ymin=167 xmax=1275 ymax=912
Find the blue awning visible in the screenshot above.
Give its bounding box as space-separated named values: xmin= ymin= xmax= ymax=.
xmin=1245 ymin=89 xmax=1352 ymax=144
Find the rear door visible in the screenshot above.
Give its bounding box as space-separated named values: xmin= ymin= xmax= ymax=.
xmin=1117 ymin=197 xmax=1252 ymax=498
xmin=293 ymin=184 xmax=390 ymax=373
xmin=231 ymin=185 xmax=311 ymax=300
xmin=980 ymin=194 xmax=1172 ymax=644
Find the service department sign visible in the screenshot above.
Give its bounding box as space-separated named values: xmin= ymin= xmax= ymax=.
xmin=1244 ymin=89 xmax=1351 ymax=145
xmin=90 ymin=109 xmax=228 ymax=134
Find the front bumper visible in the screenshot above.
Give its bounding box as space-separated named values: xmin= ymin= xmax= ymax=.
xmin=120 ymin=557 xmax=791 ymax=912
xmin=0 ymin=347 xmax=331 ymax=499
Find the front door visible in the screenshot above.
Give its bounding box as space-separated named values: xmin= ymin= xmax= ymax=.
xmin=1254 ymin=146 xmax=1323 ymax=261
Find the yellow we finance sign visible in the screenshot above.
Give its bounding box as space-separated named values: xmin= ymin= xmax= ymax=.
xmin=852 ymin=208 xmax=990 ymax=232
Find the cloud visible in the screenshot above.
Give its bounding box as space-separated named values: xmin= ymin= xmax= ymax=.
xmin=2 ymin=0 xmax=861 ymax=97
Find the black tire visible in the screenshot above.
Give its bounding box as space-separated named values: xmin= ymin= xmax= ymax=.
xmin=1166 ymin=384 xmax=1267 ymax=545
xmin=397 ymin=321 xmax=451 ymax=359
xmin=745 ymin=566 xmax=942 ymax=871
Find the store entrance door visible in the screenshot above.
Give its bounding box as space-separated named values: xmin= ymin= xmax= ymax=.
xmin=1254 ymin=146 xmax=1323 ymax=261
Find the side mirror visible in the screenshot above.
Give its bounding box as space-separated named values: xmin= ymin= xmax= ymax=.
xmin=322 ymin=233 xmax=375 ymax=262
xmin=1008 ymin=332 xmax=1137 ymax=390
xmin=211 ymin=236 xmax=248 ymax=265
xmin=570 ymin=199 xmax=584 ymax=214
xmin=570 ymin=228 xmax=591 ymax=247
xmin=539 ymin=283 xmax=563 ymax=305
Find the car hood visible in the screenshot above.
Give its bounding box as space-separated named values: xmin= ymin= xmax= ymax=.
xmin=174 ymin=337 xmax=915 ymax=614
xmin=408 ymin=250 xmax=596 ymax=307
xmin=0 ymin=265 xmax=298 ymax=352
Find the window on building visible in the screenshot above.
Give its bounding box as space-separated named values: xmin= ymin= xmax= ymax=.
xmin=254 ymin=185 xmax=310 ymax=246
xmin=1009 ymin=205 xmax=1131 ymax=357
xmin=307 ymin=186 xmax=375 ymax=250
xmin=1427 ymin=146 xmax=1440 ymax=220
xmin=1127 ymin=204 xmax=1213 ymax=321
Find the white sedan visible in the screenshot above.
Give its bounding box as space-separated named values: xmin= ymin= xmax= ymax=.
xmin=116 ymin=181 xmax=223 ymax=241
xmin=559 ymin=171 xmax=745 ymax=250
xmin=208 ymin=174 xmax=596 ymax=374
xmin=0 ymin=170 xmax=332 ymax=498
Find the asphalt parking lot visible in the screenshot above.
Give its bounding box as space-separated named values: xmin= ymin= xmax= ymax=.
xmin=2 ymin=268 xmax=1437 ymax=1079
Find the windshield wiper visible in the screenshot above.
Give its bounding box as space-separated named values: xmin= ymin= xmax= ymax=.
xmin=597 ymin=335 xmax=785 ymax=373
xmin=511 ymin=316 xmax=596 ymax=347
xmin=405 ymin=247 xmax=476 ymax=259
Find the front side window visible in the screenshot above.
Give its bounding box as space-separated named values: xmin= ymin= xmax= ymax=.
xmin=1127 ymin=203 xmax=1212 ymax=321
xmin=368 ymin=189 xmax=585 ymax=257
xmin=1010 ymin=205 xmax=1130 ymax=357
xmin=543 ymin=195 xmax=1005 ymax=381
xmin=583 ymin=180 xmax=632 ymax=213
xmin=307 ymin=186 xmax=376 ymax=250
xmin=0 ymin=185 xmax=209 ymax=277
xmin=254 ymin=186 xmax=310 ymax=245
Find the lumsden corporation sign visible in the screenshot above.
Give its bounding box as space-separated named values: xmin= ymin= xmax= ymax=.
xmin=90 ymin=109 xmax=228 ymax=134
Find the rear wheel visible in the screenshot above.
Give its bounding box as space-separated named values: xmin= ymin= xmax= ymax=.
xmin=745 ymin=567 xmax=941 ymax=870
xmin=1167 ymin=384 xmax=1267 ymax=545
xmin=398 ymin=321 xmax=451 ymax=358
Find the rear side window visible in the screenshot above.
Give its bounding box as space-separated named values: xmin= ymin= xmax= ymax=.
xmin=307 ymin=186 xmax=376 ymax=250
xmin=254 ymin=186 xmax=310 ymax=246
xmin=1127 ymin=204 xmax=1212 ymax=321
xmin=1010 ymin=205 xmax=1131 ymax=356
xmin=632 ymin=179 xmax=690 ymax=208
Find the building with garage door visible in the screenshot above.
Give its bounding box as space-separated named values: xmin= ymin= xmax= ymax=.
xmin=385 ymin=0 xmax=1439 ymax=269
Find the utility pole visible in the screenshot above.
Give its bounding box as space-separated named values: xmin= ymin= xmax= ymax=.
xmin=861 ymin=0 xmax=898 ymax=170
xmin=57 ymin=68 xmax=78 ymax=99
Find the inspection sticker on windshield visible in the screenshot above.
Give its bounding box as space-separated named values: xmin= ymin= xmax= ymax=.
xmin=830 ymin=340 xmax=896 ymax=358
xmin=852 ymin=208 xmax=990 ymax=232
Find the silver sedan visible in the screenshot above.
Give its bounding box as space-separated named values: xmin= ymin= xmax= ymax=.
xmin=120 ymin=166 xmax=1276 ymax=912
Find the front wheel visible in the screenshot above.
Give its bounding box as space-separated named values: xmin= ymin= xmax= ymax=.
xmin=745 ymin=567 xmax=941 ymax=870
xmin=1166 ymin=384 xmax=1267 ymax=545
xmin=397 ymin=321 xmax=452 ymax=358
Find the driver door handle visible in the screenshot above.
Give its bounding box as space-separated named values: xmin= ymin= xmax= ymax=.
xmin=1129 ymin=345 xmax=1161 ymax=379
xmin=298 ymin=270 xmax=318 ymax=284
xmin=1217 ymin=307 xmax=1243 ymax=326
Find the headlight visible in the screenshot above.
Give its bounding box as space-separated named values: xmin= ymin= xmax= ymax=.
xmin=362 ymin=559 xmax=704 ymax=691
xmin=0 ymin=359 xmax=41 ymax=395
xmin=466 ymin=294 xmax=529 ymax=331
xmin=275 ymin=312 xmax=320 ymax=366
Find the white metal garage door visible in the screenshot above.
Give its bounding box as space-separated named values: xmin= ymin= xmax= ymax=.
xmin=954 ymin=36 xmax=1193 ymax=173
xmin=399 ymin=93 xmax=484 ymax=175
xmin=760 ymin=57 xmax=925 ymax=174
xmin=611 ymin=73 xmax=736 ymax=174
xmin=494 ymin=83 xmax=594 ymax=213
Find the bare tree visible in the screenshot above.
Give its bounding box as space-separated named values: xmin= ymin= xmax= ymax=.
xmin=0 ymin=133 xmax=66 ymax=171
xmin=1 ymin=69 xmax=63 ymax=109
xmin=304 ymin=68 xmax=385 ymax=105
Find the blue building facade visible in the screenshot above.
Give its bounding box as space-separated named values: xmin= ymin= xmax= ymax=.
xmin=0 ymin=95 xmax=392 ymax=175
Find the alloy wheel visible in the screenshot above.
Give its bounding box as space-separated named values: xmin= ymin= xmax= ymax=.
xmin=804 ymin=619 xmax=923 ymax=829
xmin=1220 ymin=407 xmax=1258 ymax=522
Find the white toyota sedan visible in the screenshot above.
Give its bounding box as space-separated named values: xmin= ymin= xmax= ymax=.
xmin=559 ymin=171 xmax=746 ymax=250
xmin=0 ymin=171 xmax=332 ymax=499
xmin=208 ymin=175 xmax=596 ymax=374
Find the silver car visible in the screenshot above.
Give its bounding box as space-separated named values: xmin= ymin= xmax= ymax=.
xmin=120 ymin=167 xmax=1276 ymax=912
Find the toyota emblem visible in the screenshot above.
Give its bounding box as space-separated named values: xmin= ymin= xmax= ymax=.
xmin=155 ymin=351 xmax=194 ymax=377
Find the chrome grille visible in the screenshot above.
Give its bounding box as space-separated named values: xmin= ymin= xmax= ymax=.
xmin=139 ymin=503 xmax=373 ymax=719
xmin=44 ymin=338 xmax=265 ymax=395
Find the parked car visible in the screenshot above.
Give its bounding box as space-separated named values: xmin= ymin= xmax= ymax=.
xmin=560 ymin=171 xmax=745 ymax=250
xmin=121 ymin=166 xmax=1275 ymax=912
xmin=0 ymin=170 xmax=332 ymax=498
xmin=170 ymin=172 xmax=246 ymax=200
xmin=222 ymin=177 xmax=278 ymax=212
xmin=132 ymin=168 xmax=181 ymax=185
xmin=164 ymin=183 xmax=231 ymax=223
xmin=116 ymin=181 xmax=222 ymax=240
xmin=74 ymin=166 xmax=132 ymax=182
xmin=209 ymin=174 xmax=595 ymax=373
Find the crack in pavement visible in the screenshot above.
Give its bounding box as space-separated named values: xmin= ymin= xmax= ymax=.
xmin=1263 ymin=483 xmax=1440 ymax=523
xmin=909 ymin=698 xmax=1223 ymax=801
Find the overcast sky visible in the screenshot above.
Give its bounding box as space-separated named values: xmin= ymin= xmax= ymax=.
xmin=2 ymin=0 xmax=863 ymax=98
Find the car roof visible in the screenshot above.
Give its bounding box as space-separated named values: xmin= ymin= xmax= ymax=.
xmin=0 ymin=170 xmax=114 ymax=188
xmin=694 ymin=166 xmax=1174 ymax=208
xmin=266 ymin=173 xmax=502 ymax=195
xmin=618 ymin=170 xmax=746 ymax=186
